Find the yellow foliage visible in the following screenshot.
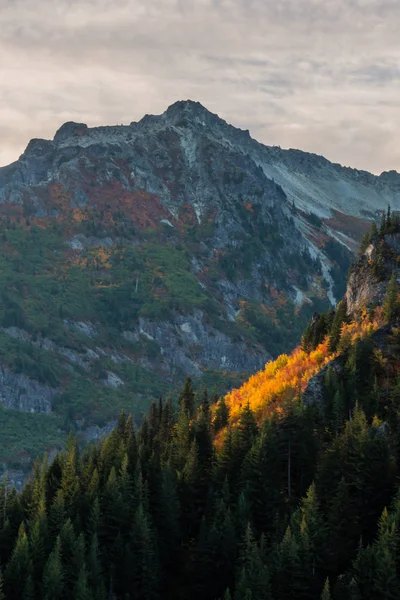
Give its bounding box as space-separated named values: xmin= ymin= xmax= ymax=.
xmin=223 ymin=339 xmax=333 ymax=424
xmin=217 ymin=307 xmax=383 ymax=432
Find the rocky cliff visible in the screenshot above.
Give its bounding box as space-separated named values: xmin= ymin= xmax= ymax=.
xmin=303 ymin=228 xmax=400 ymax=409
xmin=346 ymin=233 xmax=400 ymax=315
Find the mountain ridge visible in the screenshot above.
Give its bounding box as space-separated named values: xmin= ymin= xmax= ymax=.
xmin=0 ymin=99 xmax=398 ymax=468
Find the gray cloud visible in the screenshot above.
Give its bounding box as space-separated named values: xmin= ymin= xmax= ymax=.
xmin=0 ymin=0 xmax=399 ymax=173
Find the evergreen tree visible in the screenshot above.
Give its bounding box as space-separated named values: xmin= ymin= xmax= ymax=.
xmin=130 ymin=503 xmax=159 ymax=600
xmin=271 ymin=527 xmax=301 ymax=600
xmin=29 ymin=510 xmax=48 ymax=594
xmin=320 ymin=578 xmax=332 ymax=600
xmin=380 ymin=210 xmax=387 ymax=236
xmin=179 ymin=377 xmax=196 ymax=417
xmin=234 ymin=524 xmax=270 ymax=600
xmin=42 ymin=537 xmax=63 ymax=600
xmin=383 ymin=272 xmax=398 ymax=322
xmin=87 ymin=533 xmax=105 ymax=600
xmin=360 ymin=232 xmax=371 ymax=254
xmin=328 ymin=299 xmax=348 ymax=353
xmin=74 ymin=563 xmax=92 ymax=600
xmin=214 ymin=397 xmax=230 ymax=432
xmin=387 ymin=205 xmax=392 ymax=230
xmin=4 ymin=524 xmax=33 ymax=600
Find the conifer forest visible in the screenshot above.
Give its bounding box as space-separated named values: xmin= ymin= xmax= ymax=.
xmin=1 ymin=219 xmax=400 ymax=599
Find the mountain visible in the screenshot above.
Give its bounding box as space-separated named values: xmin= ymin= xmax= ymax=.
xmin=0 ymin=99 xmax=399 ymax=468
xmin=0 ymin=224 xmax=399 ymax=600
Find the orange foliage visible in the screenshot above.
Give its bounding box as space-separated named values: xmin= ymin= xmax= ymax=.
xmin=223 ymin=340 xmax=333 ymax=424
xmin=338 ymin=307 xmax=382 ymax=351
xmin=72 ymin=209 xmax=89 ymax=224
xmin=217 ymin=308 xmax=382 ymax=434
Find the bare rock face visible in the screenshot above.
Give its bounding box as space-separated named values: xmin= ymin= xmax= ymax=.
xmin=302 ymin=357 xmax=344 ymax=407
xmin=0 ymin=364 xmax=56 ymax=413
xmin=135 ymin=312 xmax=270 ymax=378
xmin=346 ymin=234 xmax=400 ymax=316
xmin=345 ymin=254 xmax=386 ymax=315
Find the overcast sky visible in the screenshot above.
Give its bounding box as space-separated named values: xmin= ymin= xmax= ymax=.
xmin=0 ymin=0 xmax=399 ymax=174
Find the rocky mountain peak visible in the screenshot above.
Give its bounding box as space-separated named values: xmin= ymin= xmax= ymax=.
xmin=53 ymin=121 xmax=89 ymax=144
xmin=164 ymin=99 xmax=211 ymax=118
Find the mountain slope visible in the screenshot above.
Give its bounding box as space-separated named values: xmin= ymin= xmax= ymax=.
xmin=0 ymin=100 xmax=399 ymax=467
xmin=218 ymin=220 xmax=400 ymax=431
xmin=1 ymin=228 xmax=400 ymax=600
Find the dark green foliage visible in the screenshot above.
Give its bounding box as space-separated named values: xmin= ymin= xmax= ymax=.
xmin=302 ymin=312 xmax=334 ymax=353
xmin=214 ymin=396 xmax=230 ymax=432
xmin=383 ymin=272 xmax=399 ymax=322
xmin=179 ymin=377 xmax=196 ymax=417
xmin=328 ymin=299 xmax=348 ymax=353
xmin=1 ymin=315 xmax=400 ymax=600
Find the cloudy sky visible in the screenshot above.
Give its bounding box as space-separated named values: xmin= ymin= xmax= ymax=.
xmin=0 ymin=0 xmax=399 ymax=174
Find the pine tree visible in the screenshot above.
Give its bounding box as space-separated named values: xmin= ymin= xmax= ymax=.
xmin=331 ymin=388 xmax=346 ymax=432
xmin=171 ymin=406 xmax=192 ymax=471
xmin=360 ymin=232 xmax=371 ymax=254
xmin=201 ymin=388 xmax=210 ymax=415
xmin=371 ymin=508 xmax=399 ymax=600
xmin=59 ymin=519 xmax=78 ymax=598
xmin=214 ymin=397 xmax=230 ymax=432
xmin=271 ymin=527 xmax=301 ymax=600
xmin=328 ymin=299 xmax=348 ymax=353
xmin=179 ymin=377 xmax=196 ymax=417
xmin=4 ymin=523 xmax=34 ymax=600
xmin=61 ymin=436 xmax=81 ymax=518
xmin=195 ymin=498 xmax=237 ymax=599
xmin=301 ymin=320 xmax=314 ymax=352
xmin=158 ymin=465 xmax=180 ymax=565
xmin=74 ymin=563 xmax=92 ymax=600
xmin=299 ymin=482 xmax=327 ymax=567
xmin=234 ymin=524 xmax=270 ymax=600
xmin=383 ymin=272 xmax=398 ymax=322
xmin=387 ymin=205 xmax=392 ymax=230
xmin=160 ymin=397 xmax=175 ymax=443
xmin=87 ymin=533 xmax=106 ymax=600
xmin=236 ymin=403 xmax=258 ymax=461
xmin=130 ymin=503 xmax=159 ymax=600
xmin=42 ymin=537 xmax=63 ymax=600
xmin=327 ymin=477 xmax=355 ymax=576
xmin=380 ymin=210 xmax=387 ymax=235
xmin=0 ymin=572 xmax=5 ymax=600
xmin=29 ymin=510 xmax=48 ymax=594
xmin=320 ymin=577 xmax=332 ymax=600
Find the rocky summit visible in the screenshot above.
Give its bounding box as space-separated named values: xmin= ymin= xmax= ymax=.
xmin=0 ymin=99 xmax=399 ymax=467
